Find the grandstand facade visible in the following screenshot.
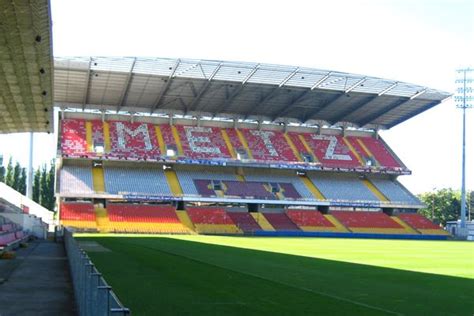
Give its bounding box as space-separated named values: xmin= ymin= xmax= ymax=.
xmin=55 ymin=57 xmax=450 ymax=238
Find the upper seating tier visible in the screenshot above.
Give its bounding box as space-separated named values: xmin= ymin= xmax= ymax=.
xmin=60 ymin=118 xmax=403 ymax=170
xmin=290 ymin=133 xmax=360 ymax=168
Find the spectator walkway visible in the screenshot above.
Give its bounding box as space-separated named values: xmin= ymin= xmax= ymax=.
xmin=0 ymin=240 xmax=76 ymax=316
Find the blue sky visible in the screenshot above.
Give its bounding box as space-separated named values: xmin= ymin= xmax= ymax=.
xmin=0 ymin=0 xmax=472 ymax=194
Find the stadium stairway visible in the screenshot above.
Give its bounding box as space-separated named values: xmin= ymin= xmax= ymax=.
xmin=95 ymin=207 xmax=110 ymax=233
xmin=362 ymin=179 xmax=389 ymax=202
xmin=353 ymin=138 xmax=380 ymax=167
xmin=331 ymin=211 xmax=411 ymax=235
xmin=92 ymin=165 xmax=105 ymax=193
xmin=154 ymin=126 xmax=167 ymax=154
xmin=286 ymin=210 xmax=342 ymax=232
xmin=187 ymin=207 xmax=242 ymax=234
xmin=227 ymin=212 xmax=263 ymax=233
xmin=301 ymin=176 xmax=326 ymax=200
xmin=103 ymin=121 xmax=112 ymax=152
xmin=397 ymin=214 xmax=450 ymax=236
xmin=283 ymin=133 xmax=303 ymax=162
xmin=342 ymin=137 xmax=365 ymax=165
xmin=323 ymin=214 xmax=351 ymax=232
xmin=85 ymin=121 xmax=94 ymax=152
xmin=165 ymin=169 xmax=183 ymax=196
xmin=251 ymin=213 xmax=275 ymax=231
xmin=221 ymin=129 xmax=237 ymax=159
xmin=391 ymin=216 xmax=420 ymax=234
xmin=176 ymin=210 xmax=196 ymax=232
xmin=171 ymin=125 xmax=184 ymax=156
xmin=235 ymin=129 xmax=253 ymax=159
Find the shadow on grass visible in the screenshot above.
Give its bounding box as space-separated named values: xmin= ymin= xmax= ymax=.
xmin=80 ymin=236 xmax=474 ymax=316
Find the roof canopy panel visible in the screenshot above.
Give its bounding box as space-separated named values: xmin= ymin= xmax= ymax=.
xmin=0 ymin=0 xmax=54 ymax=133
xmin=54 ymin=57 xmax=451 ymax=129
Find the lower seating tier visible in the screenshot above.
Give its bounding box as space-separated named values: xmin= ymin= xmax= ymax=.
xmin=397 ymin=213 xmax=449 ymax=235
xmin=227 ymin=212 xmax=262 ymax=233
xmin=187 ymin=207 xmax=235 ymax=225
xmin=286 ymin=210 xmax=334 ymax=227
xmin=104 ymin=222 xmax=192 ymax=234
xmin=60 ymin=202 xmax=96 ymax=221
xmin=107 ymin=204 xmax=181 ymax=223
xmin=57 ymin=202 xmax=449 ymax=237
xmin=262 ymin=212 xmax=300 ymax=231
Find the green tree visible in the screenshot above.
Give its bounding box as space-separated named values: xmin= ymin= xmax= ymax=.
xmin=32 ymin=169 xmax=41 ymax=203
xmin=19 ymin=168 xmax=27 ymax=195
xmin=45 ymin=161 xmax=56 ymax=211
xmin=12 ymin=162 xmax=22 ymax=191
xmin=5 ymin=157 xmax=14 ymax=187
xmin=0 ymin=165 xmax=5 ymax=183
xmin=39 ymin=164 xmax=48 ymax=209
xmin=418 ymin=188 xmax=461 ymax=226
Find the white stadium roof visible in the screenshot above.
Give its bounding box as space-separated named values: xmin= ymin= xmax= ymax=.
xmin=54 ymin=56 xmax=451 ymax=129
xmin=0 ymin=0 xmax=54 ymax=133
xmin=0 ymin=0 xmax=451 ymax=134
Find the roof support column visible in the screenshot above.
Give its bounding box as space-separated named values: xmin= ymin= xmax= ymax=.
xmin=26 ymin=132 xmax=34 ymax=199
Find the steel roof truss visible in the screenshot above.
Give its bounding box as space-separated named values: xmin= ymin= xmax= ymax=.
xmin=378 ymin=82 xmax=398 ymax=96
xmin=271 ymin=89 xmax=312 ymax=120
xmin=189 ymin=62 xmax=222 ymax=112
xmin=150 ymin=59 xmax=181 ymax=113
xmin=81 ymin=58 xmax=92 ymax=111
xmin=385 ymin=100 xmax=440 ymax=128
xmin=302 ymin=92 xmax=344 ymax=122
xmin=311 ymin=72 xmax=331 ymax=90
xmin=116 ymin=57 xmax=136 ymax=113
xmin=358 ymin=97 xmax=410 ymax=127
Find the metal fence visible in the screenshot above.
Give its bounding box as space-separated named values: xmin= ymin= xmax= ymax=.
xmin=64 ymin=229 xmax=130 ymax=315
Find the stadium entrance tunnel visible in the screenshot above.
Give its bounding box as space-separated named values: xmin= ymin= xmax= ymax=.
xmin=75 ymin=235 xmax=474 ymax=316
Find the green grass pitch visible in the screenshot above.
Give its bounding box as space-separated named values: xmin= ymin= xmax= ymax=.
xmin=77 ymin=235 xmax=474 ymax=316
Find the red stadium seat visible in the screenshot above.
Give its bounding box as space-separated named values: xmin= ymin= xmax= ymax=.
xmin=107 ymin=204 xmax=180 ymax=223
xmin=60 ymin=202 xmax=96 ymax=221
xmin=60 ymin=118 xmax=404 ymax=171
xmin=331 ymin=211 xmax=402 ymax=229
xmin=262 ymin=212 xmax=300 ymax=231
xmin=187 ymin=207 xmax=234 ymax=225
xmin=286 ymin=210 xmax=334 ymax=227
xmin=397 ymin=213 xmax=441 ymax=230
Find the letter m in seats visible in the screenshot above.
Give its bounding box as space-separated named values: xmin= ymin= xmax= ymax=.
xmin=116 ymin=122 xmax=153 ymax=150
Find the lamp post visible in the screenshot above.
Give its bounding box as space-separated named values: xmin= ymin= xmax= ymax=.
xmin=455 ymin=68 xmax=473 ymax=230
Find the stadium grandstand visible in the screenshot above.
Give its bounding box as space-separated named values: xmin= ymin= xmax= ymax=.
xmin=3 ymin=1 xmax=473 ymax=315
xmin=53 ymin=56 xmax=451 ymax=238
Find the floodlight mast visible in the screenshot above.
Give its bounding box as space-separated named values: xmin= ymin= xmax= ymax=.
xmin=456 ymin=68 xmax=473 ymax=230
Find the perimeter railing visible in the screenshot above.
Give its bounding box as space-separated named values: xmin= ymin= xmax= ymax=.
xmin=64 ymin=229 xmax=130 ymax=316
